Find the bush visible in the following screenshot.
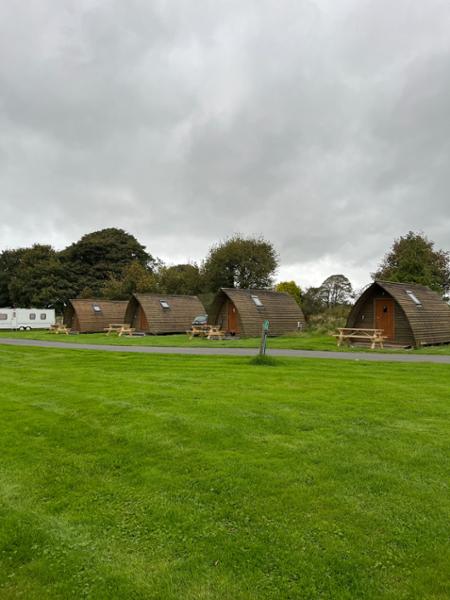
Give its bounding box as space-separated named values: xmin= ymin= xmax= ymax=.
xmin=306 ymin=306 xmax=350 ymax=334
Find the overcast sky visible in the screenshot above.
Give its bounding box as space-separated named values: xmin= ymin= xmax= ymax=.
xmin=1 ymin=0 xmax=449 ymax=289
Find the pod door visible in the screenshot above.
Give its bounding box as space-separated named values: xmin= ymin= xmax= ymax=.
xmin=375 ymin=299 xmax=395 ymax=340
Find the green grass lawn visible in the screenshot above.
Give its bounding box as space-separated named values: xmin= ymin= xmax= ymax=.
xmin=1 ymin=346 xmax=449 ymax=599
xmin=3 ymin=329 xmax=450 ymax=354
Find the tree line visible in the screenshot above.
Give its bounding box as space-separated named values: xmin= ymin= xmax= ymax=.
xmin=0 ymin=228 xmax=448 ymax=315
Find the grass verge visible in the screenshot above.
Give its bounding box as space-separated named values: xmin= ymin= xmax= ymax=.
xmin=0 ymin=346 xmax=449 ymax=598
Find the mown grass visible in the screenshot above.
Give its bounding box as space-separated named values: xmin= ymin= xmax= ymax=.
xmin=2 ymin=329 xmax=450 ymax=354
xmin=0 ymin=346 xmax=449 ymax=599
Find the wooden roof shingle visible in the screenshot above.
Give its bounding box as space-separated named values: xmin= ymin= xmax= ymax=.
xmin=210 ymin=288 xmax=306 ymax=337
xmin=65 ymin=299 xmax=129 ymax=333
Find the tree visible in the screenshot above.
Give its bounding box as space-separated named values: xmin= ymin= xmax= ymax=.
xmin=317 ymin=274 xmax=354 ymax=308
xmin=101 ymin=260 xmax=158 ymax=300
xmin=61 ymin=228 xmax=154 ymax=296
xmin=0 ymin=248 xmax=27 ymax=305
xmin=158 ymin=264 xmax=203 ymax=295
xmin=7 ymin=245 xmax=75 ymax=311
xmin=275 ymin=281 xmax=302 ymax=305
xmin=301 ymin=286 xmax=324 ymax=317
xmin=202 ymin=235 xmax=278 ymax=291
xmin=373 ymin=231 xmax=450 ymax=295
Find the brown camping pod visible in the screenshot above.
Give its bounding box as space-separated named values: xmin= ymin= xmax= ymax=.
xmin=64 ymin=299 xmax=129 ymax=333
xmin=209 ymin=288 xmax=306 ymax=337
xmin=125 ymin=294 xmax=206 ymax=334
xmin=347 ymin=280 xmax=450 ymax=347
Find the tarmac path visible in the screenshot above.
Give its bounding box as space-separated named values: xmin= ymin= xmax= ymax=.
xmin=1 ymin=337 xmax=450 ymax=364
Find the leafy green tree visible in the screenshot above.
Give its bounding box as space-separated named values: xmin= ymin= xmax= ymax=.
xmin=8 ymin=245 xmax=75 ymax=311
xmin=275 ymin=281 xmax=302 ymax=305
xmin=158 ymin=264 xmax=203 ymax=295
xmin=0 ymin=248 xmax=27 ymax=305
xmin=101 ymin=261 xmax=158 ymax=300
xmin=373 ymin=231 xmax=450 ymax=295
xmin=61 ymin=228 xmax=154 ymax=296
xmin=202 ymin=235 xmax=278 ymax=291
xmin=301 ymin=286 xmax=324 ymax=317
xmin=317 ymin=274 xmax=354 ymax=308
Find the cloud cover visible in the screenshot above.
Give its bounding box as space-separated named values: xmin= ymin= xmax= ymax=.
xmin=1 ymin=0 xmax=449 ymax=288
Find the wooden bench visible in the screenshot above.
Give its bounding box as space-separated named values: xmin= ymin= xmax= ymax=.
xmin=104 ymin=324 xmax=135 ymax=337
xmin=186 ymin=325 xmax=210 ymax=339
xmin=206 ymin=326 xmax=225 ymax=340
xmin=187 ymin=325 xmax=225 ymax=340
xmin=49 ymin=324 xmax=71 ymax=335
xmin=334 ymin=328 xmax=387 ymax=350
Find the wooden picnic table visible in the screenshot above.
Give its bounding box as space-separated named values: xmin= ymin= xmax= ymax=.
xmin=334 ymin=328 xmax=386 ymax=349
xmin=104 ymin=323 xmax=136 ymax=337
xmin=49 ymin=324 xmax=71 ymax=335
xmin=187 ymin=325 xmax=225 ymax=340
xmin=206 ymin=325 xmax=225 ymax=340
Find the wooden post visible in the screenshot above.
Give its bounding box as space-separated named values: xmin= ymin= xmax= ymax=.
xmin=259 ymin=320 xmax=270 ymax=356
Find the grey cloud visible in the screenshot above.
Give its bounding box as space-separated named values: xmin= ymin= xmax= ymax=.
xmin=1 ymin=0 xmax=449 ymax=288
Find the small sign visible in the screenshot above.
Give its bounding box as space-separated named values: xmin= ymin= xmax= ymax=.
xmin=263 ymin=319 xmax=270 ymax=331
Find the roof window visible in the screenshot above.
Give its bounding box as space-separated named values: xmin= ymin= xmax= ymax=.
xmin=406 ymin=290 xmax=422 ymax=307
xmin=92 ymin=304 xmax=102 ymax=313
xmin=251 ymin=295 xmax=263 ymax=308
xmin=160 ymin=300 xmax=170 ymax=309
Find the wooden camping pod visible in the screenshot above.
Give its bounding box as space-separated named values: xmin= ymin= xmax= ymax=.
xmin=209 ymin=288 xmax=306 ymax=337
xmin=125 ymin=294 xmax=206 ymax=334
xmin=64 ymin=299 xmax=129 ymax=333
xmin=346 ymin=281 xmax=450 ymax=347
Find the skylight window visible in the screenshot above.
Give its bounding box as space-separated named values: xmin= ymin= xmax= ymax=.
xmin=406 ymin=290 xmax=422 ymax=307
xmin=92 ymin=304 xmax=102 ymax=313
xmin=160 ymin=300 xmax=170 ymax=309
xmin=251 ymin=295 xmax=263 ymax=308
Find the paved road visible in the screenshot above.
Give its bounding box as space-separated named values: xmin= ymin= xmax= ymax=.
xmin=1 ymin=337 xmax=450 ymax=363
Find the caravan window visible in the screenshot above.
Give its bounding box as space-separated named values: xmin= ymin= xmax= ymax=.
xmin=29 ymin=313 xmax=36 ymax=320
xmin=160 ymin=300 xmax=170 ymax=309
xmin=0 ymin=313 xmax=7 ymax=320
xmin=40 ymin=314 xmax=47 ymax=320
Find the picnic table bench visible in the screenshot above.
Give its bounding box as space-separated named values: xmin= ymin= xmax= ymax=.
xmin=206 ymin=325 xmax=225 ymax=340
xmin=186 ymin=325 xmax=225 ymax=340
xmin=49 ymin=324 xmax=71 ymax=335
xmin=334 ymin=328 xmax=387 ymax=349
xmin=104 ymin=323 xmax=136 ymax=337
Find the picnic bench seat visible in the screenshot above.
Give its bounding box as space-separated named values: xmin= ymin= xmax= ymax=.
xmin=186 ymin=325 xmax=225 ymax=340
xmin=49 ymin=324 xmax=71 ymax=335
xmin=334 ymin=328 xmax=387 ymax=349
xmin=104 ymin=324 xmax=136 ymax=337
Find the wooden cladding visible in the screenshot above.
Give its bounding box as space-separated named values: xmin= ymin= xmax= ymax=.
xmin=210 ymin=288 xmax=306 ymax=338
xmin=347 ymin=281 xmax=450 ymax=347
xmin=125 ymin=294 xmax=206 ymax=334
xmin=64 ymin=299 xmax=129 ymax=333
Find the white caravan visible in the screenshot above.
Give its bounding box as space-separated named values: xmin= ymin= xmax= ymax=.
xmin=0 ymin=308 xmax=56 ymax=330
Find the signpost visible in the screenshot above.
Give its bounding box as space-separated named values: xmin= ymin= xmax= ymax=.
xmin=259 ymin=319 xmax=270 ymax=356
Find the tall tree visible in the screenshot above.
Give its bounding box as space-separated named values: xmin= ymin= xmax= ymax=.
xmin=158 ymin=264 xmax=203 ymax=295
xmin=0 ymin=248 xmax=27 ymax=305
xmin=317 ymin=274 xmax=354 ymax=308
xmin=61 ymin=228 xmax=154 ymax=296
xmin=373 ymin=231 xmax=450 ymax=295
xmin=101 ymin=261 xmax=158 ymax=300
xmin=275 ymin=281 xmax=302 ymax=305
xmin=202 ymin=235 xmax=278 ymax=291
xmin=7 ymin=245 xmax=75 ymax=311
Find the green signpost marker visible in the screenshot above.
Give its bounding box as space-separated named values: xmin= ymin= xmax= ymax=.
xmin=260 ymin=320 xmax=270 ymax=355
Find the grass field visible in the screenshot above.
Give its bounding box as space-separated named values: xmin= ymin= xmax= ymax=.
xmin=2 ymin=329 xmax=450 ymax=354
xmin=1 ymin=346 xmax=449 ymax=599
